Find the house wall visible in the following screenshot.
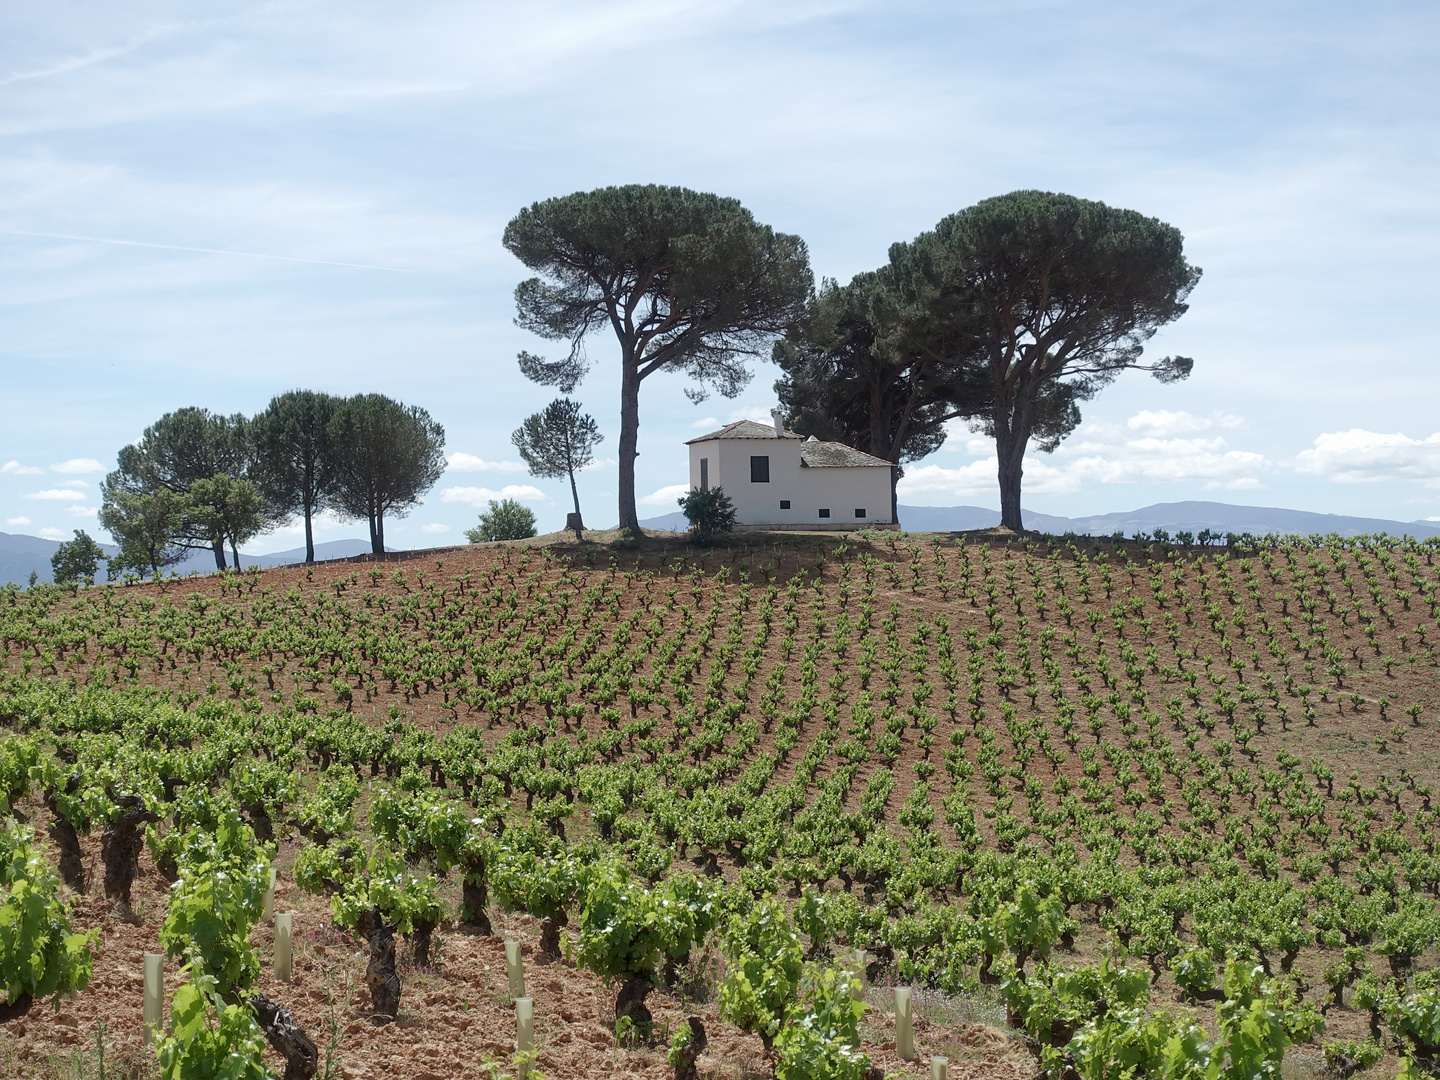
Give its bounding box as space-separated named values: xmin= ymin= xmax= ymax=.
xmin=688 ymin=438 xmax=893 ymax=526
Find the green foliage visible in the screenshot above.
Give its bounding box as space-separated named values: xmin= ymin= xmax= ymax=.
xmin=98 ymin=488 xmax=188 ymax=579
xmin=157 ymin=812 xmax=271 ymax=995
xmin=772 ymin=966 xmax=871 ymax=1080
xmin=50 ymin=530 xmax=106 ymax=587
xmin=467 ymin=499 xmax=538 ymax=543
xmin=512 ymin=397 xmax=603 ymax=534
xmin=718 ymin=899 xmax=805 ymax=1048
xmin=1323 ymin=1038 xmax=1383 ymax=1077
xmin=677 ymin=486 xmax=737 ymax=545
xmin=330 ymin=849 xmax=443 ymax=936
xmin=155 ymin=966 xmax=273 ymax=1080
xmin=576 ymin=862 xmax=674 ymax=984
xmin=492 ymin=843 xmax=587 ymax=923
xmin=0 ymin=821 xmax=97 ymax=1006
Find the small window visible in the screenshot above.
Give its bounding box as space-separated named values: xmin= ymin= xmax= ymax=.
xmin=750 ymin=455 xmax=770 ymax=483
xmin=818 ymin=508 xmax=830 ymax=519
xmin=780 ymin=500 xmax=791 ymax=509
xmin=700 ymin=458 xmax=709 ymax=491
xmin=855 ymin=508 xmax=866 ymax=519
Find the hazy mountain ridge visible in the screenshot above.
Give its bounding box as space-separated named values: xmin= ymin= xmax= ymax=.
xmin=638 ymin=501 xmax=1440 ymax=540
xmin=0 ymin=533 xmax=381 ymax=587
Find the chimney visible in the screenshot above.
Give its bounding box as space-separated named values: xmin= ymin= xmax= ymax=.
xmin=770 ymin=407 xmax=785 ymax=438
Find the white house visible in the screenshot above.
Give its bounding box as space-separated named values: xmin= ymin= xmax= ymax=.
xmin=685 ymin=410 xmax=897 ymax=530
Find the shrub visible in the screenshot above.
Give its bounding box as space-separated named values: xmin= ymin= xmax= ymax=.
xmin=50 ymin=530 xmax=105 ymax=587
xmin=467 ymin=499 xmax=537 ymax=542
xmin=677 ymin=486 xmax=736 ymax=545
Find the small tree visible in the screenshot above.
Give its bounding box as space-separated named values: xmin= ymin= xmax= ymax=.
xmin=512 ymin=398 xmax=603 ymax=541
xmin=186 ymin=474 xmax=265 ymax=570
xmin=50 ymin=530 xmax=106 ymax=587
xmin=98 ymin=489 xmax=188 ymax=580
xmin=327 ymin=394 xmax=446 ymax=554
xmin=466 ymin=499 xmax=537 ymax=543
xmin=678 ymin=486 xmax=736 ymax=545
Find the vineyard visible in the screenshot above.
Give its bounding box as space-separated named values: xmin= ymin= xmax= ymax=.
xmin=2 ymin=528 xmax=1440 ymax=1080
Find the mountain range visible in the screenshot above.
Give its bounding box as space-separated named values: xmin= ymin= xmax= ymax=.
xmin=0 ymin=533 xmax=380 ymax=588
xmin=8 ymin=500 xmax=1437 ymax=586
xmin=637 ymin=500 xmax=1440 ymax=540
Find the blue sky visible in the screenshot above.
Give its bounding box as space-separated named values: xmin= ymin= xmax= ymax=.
xmin=2 ymin=1 xmax=1437 ymax=549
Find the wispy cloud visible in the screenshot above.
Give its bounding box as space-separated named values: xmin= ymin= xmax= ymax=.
xmin=49 ymin=457 xmax=105 ymax=474
xmin=5 ymin=516 xmax=31 ymax=526
xmin=439 ymin=484 xmax=547 ymax=506
xmin=1 ymin=461 xmax=45 ymax=476
xmin=447 ymin=452 xmax=526 ymax=473
xmin=24 ymin=488 xmax=86 ymax=500
xmin=640 ymin=483 xmax=690 ymax=506
xmin=420 ymin=522 xmax=450 ymax=534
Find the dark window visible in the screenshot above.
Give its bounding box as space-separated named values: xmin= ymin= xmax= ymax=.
xmin=818 ymin=508 xmax=830 ymax=519
xmin=700 ymin=458 xmax=709 ymax=491
xmin=855 ymin=508 xmax=866 ymax=518
xmin=750 ymin=455 xmax=770 ymax=483
xmin=780 ymin=499 xmax=791 ymax=509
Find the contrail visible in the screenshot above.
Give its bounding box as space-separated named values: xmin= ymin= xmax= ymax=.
xmin=0 ymin=229 xmax=419 ymax=274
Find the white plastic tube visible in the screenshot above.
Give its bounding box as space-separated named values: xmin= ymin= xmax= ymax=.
xmin=895 ymin=986 xmax=914 ymax=1061
xmin=931 ymin=1055 xmax=949 ymax=1080
xmin=515 ymin=996 xmax=534 ymax=1054
xmin=274 ymin=911 xmax=293 ymax=982
xmin=262 ymin=866 xmax=277 ymax=922
xmin=505 ymin=938 xmax=525 ymax=996
xmin=143 ymin=953 xmax=163 ymax=1043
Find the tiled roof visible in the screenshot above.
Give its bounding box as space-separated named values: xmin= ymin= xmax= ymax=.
xmin=684 ymin=419 xmax=803 ymax=444
xmin=800 ymin=443 xmax=892 ymax=468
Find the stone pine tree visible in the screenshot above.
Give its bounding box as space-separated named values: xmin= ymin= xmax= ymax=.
xmin=502 ymin=184 xmax=812 ymax=535
xmin=511 ymin=398 xmax=602 ymax=541
xmin=909 ymin=191 xmax=1200 ymax=531
xmin=326 ymin=393 xmax=446 ymax=554
xmin=773 ymin=272 xmax=990 ymax=522
xmin=255 ymin=389 xmax=343 ymax=564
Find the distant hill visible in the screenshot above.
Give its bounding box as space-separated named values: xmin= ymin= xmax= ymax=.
xmin=896 ymin=501 xmax=1440 ymax=539
xmin=0 ymin=532 xmax=383 ymax=587
xmin=635 ymin=511 xmax=689 ymax=533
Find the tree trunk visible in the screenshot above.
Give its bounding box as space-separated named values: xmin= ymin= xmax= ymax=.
xmin=614 ymin=973 xmax=652 ymax=1040
xmin=230 ymin=538 xmax=240 ymax=570
xmin=251 ymin=994 xmax=319 ymax=1080
xmin=567 ymin=468 xmax=584 ymax=541
xmin=671 ymin=1016 xmax=708 ymax=1080
xmin=538 ymin=910 xmax=567 ymax=960
xmin=994 ymin=398 xmax=1032 ymax=532
xmin=410 ymin=919 xmax=436 ymax=968
xmin=46 ymin=807 xmax=86 ymax=892
xmin=365 ymin=920 xmax=401 ymax=1019
xmin=303 ymin=494 xmax=316 ymax=564
xmin=890 ymin=464 xmax=901 ymax=525
xmin=101 ymin=797 xmax=157 ymax=918
xmin=212 ymin=537 xmax=227 ymax=569
xmin=617 ymin=361 xmax=642 ymax=535
xmin=461 ymin=875 xmax=491 ymax=935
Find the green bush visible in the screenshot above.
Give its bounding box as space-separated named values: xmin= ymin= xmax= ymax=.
xmin=677 ymin=486 xmax=737 ymax=545
xmin=467 ymin=498 xmax=538 ymax=542
xmin=0 ymin=821 xmax=97 ymax=1009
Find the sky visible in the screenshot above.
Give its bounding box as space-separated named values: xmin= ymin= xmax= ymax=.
xmin=1 ymin=0 xmax=1438 ymax=550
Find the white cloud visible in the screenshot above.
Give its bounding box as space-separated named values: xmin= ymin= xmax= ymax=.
xmin=1 ymin=460 xmax=45 ymax=475
xmin=439 ymin=484 xmax=547 ymax=506
xmin=49 ymin=457 xmax=105 ymax=474
xmin=1294 ymin=429 xmax=1440 ymax=485
xmin=420 ymin=522 xmax=450 ymax=534
xmin=1125 ymin=410 xmax=1244 ymax=437
xmin=728 ymin=406 xmax=776 ymax=423
xmin=580 ymin=457 xmax=616 ymax=471
xmin=6 ymin=516 xmax=31 ymax=525
xmin=902 ymin=410 xmax=1266 ymax=500
xmin=24 ymin=488 xmax=86 ymax=500
xmin=38 ymin=527 xmax=65 ymax=540
xmin=689 ymin=416 xmax=719 ymax=430
xmin=447 ymin=452 xmax=526 ymax=473
xmin=67 ymin=504 xmax=97 ymax=516
xmin=640 ymin=483 xmax=690 ymax=506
